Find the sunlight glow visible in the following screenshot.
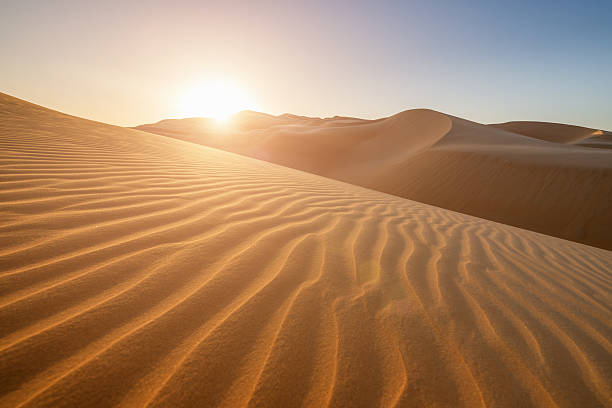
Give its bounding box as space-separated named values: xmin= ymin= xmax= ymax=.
xmin=178 ymin=81 xmax=254 ymax=121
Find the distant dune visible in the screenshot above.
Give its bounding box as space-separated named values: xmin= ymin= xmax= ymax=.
xmin=1 ymin=92 xmax=611 ymax=407
xmin=136 ymin=110 xmax=612 ymax=250
xmin=490 ymin=121 xmax=612 ymax=148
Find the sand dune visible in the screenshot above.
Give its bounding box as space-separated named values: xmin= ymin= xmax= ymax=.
xmin=1 ymin=92 xmax=612 ymax=407
xmin=490 ymin=121 xmax=612 ymax=148
xmin=136 ymin=110 xmax=612 ymax=250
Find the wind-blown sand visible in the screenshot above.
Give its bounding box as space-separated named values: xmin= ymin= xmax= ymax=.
xmin=137 ymin=111 xmax=612 ymax=250
xmin=2 ymin=92 xmax=612 ymax=407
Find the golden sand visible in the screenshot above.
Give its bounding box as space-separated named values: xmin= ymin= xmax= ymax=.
xmin=1 ymin=93 xmax=611 ymax=407
xmin=137 ymin=110 xmax=612 ymax=250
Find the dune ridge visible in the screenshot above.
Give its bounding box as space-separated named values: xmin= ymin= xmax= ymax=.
xmin=490 ymin=121 xmax=612 ymax=147
xmin=1 ymin=92 xmax=612 ymax=407
xmin=136 ymin=110 xmax=612 ymax=250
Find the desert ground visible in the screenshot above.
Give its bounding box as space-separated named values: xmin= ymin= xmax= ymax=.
xmin=1 ymin=92 xmax=612 ymax=407
xmin=136 ymin=111 xmax=612 ymax=250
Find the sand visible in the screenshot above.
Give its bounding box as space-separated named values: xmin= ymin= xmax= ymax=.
xmin=490 ymin=121 xmax=612 ymax=146
xmin=1 ymin=92 xmax=612 ymax=407
xmin=136 ymin=111 xmax=612 ymax=250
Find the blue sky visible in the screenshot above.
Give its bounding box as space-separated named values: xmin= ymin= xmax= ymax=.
xmin=1 ymin=0 xmax=611 ymax=128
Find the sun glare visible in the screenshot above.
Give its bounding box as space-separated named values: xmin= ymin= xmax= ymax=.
xmin=179 ymin=81 xmax=254 ymax=122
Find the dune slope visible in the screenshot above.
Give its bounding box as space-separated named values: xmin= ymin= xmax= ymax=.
xmin=136 ymin=111 xmax=612 ymax=250
xmin=2 ymin=93 xmax=612 ymax=407
xmin=490 ymin=121 xmax=612 ymax=146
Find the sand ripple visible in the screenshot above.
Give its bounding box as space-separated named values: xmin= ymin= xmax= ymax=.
xmin=1 ymin=94 xmax=611 ymax=407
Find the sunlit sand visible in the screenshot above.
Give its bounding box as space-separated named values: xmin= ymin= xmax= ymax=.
xmin=136 ymin=109 xmax=612 ymax=250
xmin=1 ymin=93 xmax=611 ymax=407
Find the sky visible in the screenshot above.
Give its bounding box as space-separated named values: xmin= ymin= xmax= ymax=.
xmin=1 ymin=0 xmax=611 ymax=129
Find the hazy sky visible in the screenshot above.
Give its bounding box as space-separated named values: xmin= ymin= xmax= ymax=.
xmin=2 ymin=0 xmax=611 ymax=128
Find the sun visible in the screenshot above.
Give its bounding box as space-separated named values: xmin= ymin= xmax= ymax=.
xmin=179 ymin=81 xmax=254 ymax=122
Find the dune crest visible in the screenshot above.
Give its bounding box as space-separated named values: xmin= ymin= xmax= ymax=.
xmin=136 ymin=109 xmax=612 ymax=250
xmin=490 ymin=121 xmax=612 ymax=146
